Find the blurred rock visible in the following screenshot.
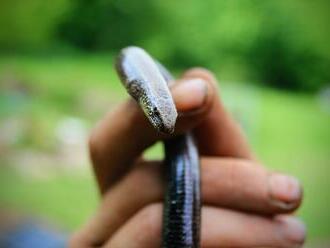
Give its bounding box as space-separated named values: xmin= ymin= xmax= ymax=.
xmin=0 ymin=117 xmax=26 ymax=149
xmin=2 ymin=116 xmax=90 ymax=180
xmin=54 ymin=117 xmax=89 ymax=173
xmin=79 ymin=89 xmax=122 ymax=118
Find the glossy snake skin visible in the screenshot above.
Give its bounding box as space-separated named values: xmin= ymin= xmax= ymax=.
xmin=115 ymin=47 xmax=201 ymax=248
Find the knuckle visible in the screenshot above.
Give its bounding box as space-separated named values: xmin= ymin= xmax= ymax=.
xmin=203 ymin=158 xmax=267 ymax=207
xmin=137 ymin=203 xmax=162 ymax=236
xmin=224 ymin=159 xmax=250 ymax=193
xmin=228 ymin=160 xmax=270 ymax=207
xmin=130 ymin=163 xmax=162 ymax=187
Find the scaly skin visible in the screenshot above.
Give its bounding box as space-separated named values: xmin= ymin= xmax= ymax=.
xmin=115 ymin=47 xmax=177 ymax=134
xmin=115 ymin=46 xmax=201 ymax=248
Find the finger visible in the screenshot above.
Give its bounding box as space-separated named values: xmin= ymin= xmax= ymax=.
xmin=202 ymin=158 xmax=303 ymax=213
xmin=90 ymin=76 xmax=215 ymax=192
xmin=182 ymin=68 xmax=254 ymax=159
xmin=70 ymin=159 xmax=302 ymax=246
xmin=105 ymin=204 xmax=306 ymax=248
xmin=70 ymin=162 xmax=163 ymax=247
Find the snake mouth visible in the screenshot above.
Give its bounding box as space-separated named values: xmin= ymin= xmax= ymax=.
xmin=149 ymin=107 xmax=175 ymax=134
xmin=141 ymin=102 xmax=175 ymax=134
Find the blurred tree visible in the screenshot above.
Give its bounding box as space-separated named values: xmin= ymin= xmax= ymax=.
xmin=58 ymin=0 xmax=330 ymax=91
xmin=247 ymin=1 xmax=330 ymax=91
xmin=0 ymin=0 xmax=70 ymax=51
xmin=58 ymin=0 xmax=162 ymax=50
xmin=1 ymin=0 xmax=329 ymax=91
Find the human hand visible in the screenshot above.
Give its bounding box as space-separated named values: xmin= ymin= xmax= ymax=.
xmin=70 ymin=68 xmax=305 ymax=247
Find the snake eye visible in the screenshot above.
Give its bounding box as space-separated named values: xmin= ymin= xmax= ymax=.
xmin=148 ymin=106 xmax=166 ymax=133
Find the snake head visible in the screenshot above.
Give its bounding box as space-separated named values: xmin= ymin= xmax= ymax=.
xmin=139 ymin=91 xmax=177 ymax=134
xmin=116 ymin=46 xmax=177 ymax=135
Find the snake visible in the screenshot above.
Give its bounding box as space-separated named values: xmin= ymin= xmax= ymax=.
xmin=115 ymin=46 xmax=201 ymax=248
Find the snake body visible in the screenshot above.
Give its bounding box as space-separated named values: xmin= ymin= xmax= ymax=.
xmin=116 ymin=46 xmax=201 ymax=248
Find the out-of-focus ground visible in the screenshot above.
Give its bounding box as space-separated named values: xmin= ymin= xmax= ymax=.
xmin=0 ymin=55 xmax=329 ymax=247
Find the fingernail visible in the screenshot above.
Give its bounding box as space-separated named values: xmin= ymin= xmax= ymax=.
xmin=269 ymin=174 xmax=302 ymax=207
xmin=277 ymin=216 xmax=306 ymax=245
xmin=172 ymin=78 xmax=208 ymax=112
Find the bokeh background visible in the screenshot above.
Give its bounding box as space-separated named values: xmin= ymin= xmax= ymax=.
xmin=0 ymin=0 xmax=329 ymax=246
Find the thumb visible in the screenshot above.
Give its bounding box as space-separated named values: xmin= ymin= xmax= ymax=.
xmin=89 ymin=73 xmax=215 ymax=193
xmin=183 ymin=68 xmax=254 ymax=160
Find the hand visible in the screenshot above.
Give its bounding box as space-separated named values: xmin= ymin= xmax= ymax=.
xmin=70 ymin=68 xmax=305 ymax=247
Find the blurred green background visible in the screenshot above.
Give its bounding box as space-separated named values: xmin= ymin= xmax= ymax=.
xmin=0 ymin=0 xmax=329 ymax=246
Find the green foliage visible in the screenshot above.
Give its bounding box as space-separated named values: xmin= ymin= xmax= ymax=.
xmin=0 ymin=0 xmax=71 ymax=51
xmin=58 ymin=0 xmax=330 ymax=91
xmin=58 ymin=0 xmax=162 ymax=50
xmin=1 ymin=0 xmax=329 ymax=90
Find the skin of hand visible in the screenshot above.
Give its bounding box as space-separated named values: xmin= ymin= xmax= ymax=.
xmin=70 ymin=68 xmax=306 ymax=248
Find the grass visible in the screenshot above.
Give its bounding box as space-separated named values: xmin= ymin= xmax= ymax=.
xmin=0 ymin=166 xmax=98 ymax=231
xmin=0 ymin=54 xmax=329 ymax=242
